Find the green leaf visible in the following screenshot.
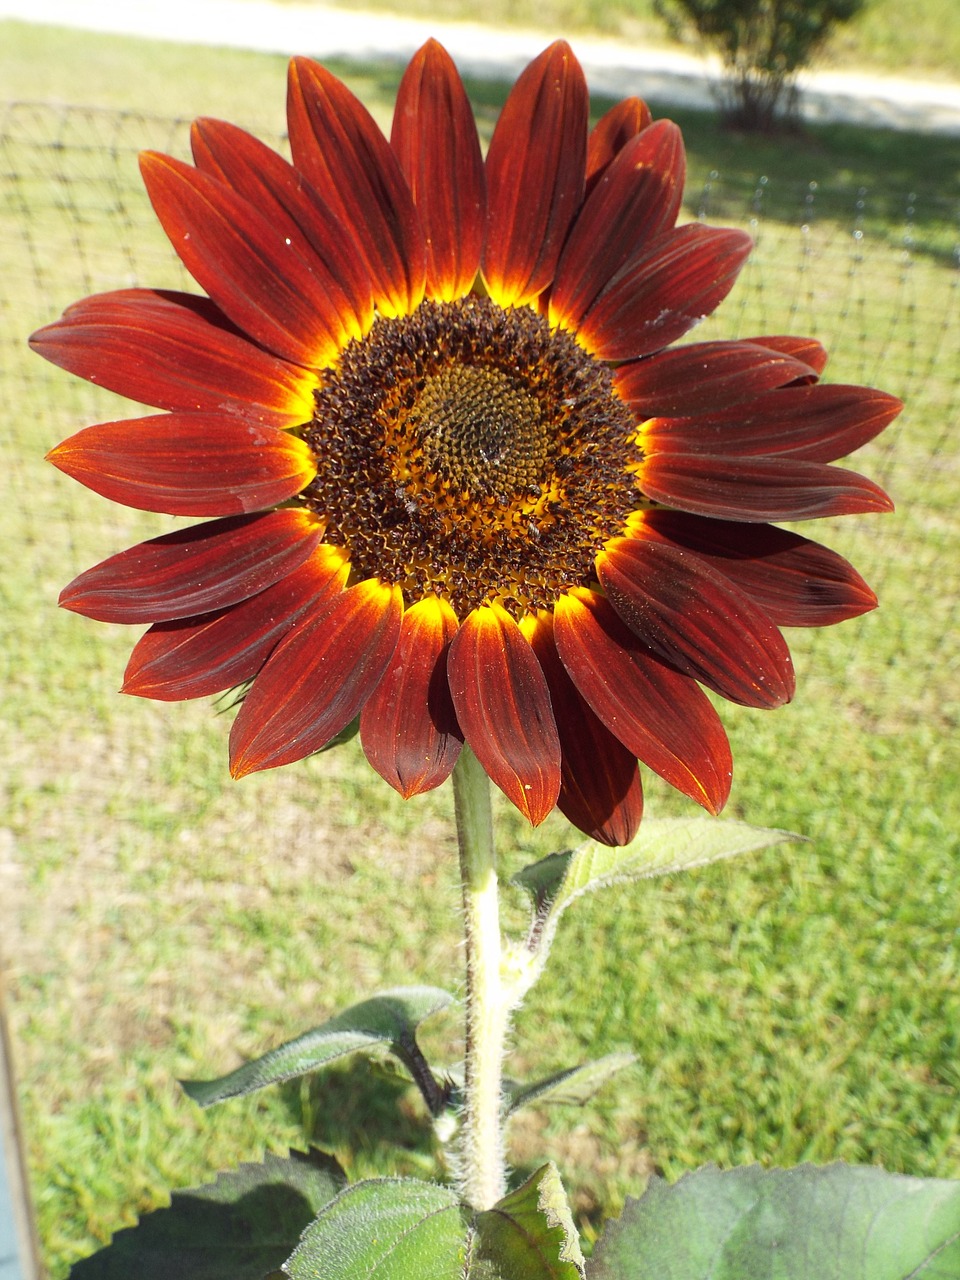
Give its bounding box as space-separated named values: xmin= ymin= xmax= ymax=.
xmin=182 ymin=986 xmax=455 ymax=1107
xmin=471 ymin=1163 xmax=585 ymax=1279
xmin=69 ymin=1148 xmax=345 ymax=1279
xmin=285 ymin=1166 xmax=584 ymax=1279
xmin=512 ymin=849 xmax=574 ymax=912
xmin=283 ymin=1178 xmax=468 ymax=1279
xmin=512 ymin=819 xmax=801 ymax=986
xmin=505 ymin=1054 xmax=637 ymax=1114
xmin=589 ymin=1163 xmax=960 ymax=1279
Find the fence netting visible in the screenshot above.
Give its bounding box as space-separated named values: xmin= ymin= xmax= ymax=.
xmin=2 ymin=98 xmax=957 ymax=762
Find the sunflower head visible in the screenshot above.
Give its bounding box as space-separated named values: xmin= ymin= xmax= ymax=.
xmin=33 ymin=39 xmax=898 ymax=846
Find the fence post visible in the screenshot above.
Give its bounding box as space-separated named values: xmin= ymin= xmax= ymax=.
xmin=0 ymin=970 xmax=39 ymax=1280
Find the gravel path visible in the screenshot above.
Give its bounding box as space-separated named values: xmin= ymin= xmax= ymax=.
xmin=3 ymin=0 xmax=960 ymax=134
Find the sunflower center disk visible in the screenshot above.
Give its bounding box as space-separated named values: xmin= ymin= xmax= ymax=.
xmin=304 ymin=297 xmax=640 ymax=618
xmin=414 ymin=365 xmax=547 ymax=499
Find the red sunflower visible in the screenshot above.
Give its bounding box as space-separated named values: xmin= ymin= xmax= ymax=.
xmin=32 ymin=40 xmax=898 ymax=846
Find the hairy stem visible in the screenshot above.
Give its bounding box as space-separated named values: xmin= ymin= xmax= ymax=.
xmin=452 ymin=744 xmax=507 ymax=1210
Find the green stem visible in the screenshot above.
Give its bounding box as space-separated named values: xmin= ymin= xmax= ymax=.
xmin=452 ymin=744 xmax=507 ymax=1210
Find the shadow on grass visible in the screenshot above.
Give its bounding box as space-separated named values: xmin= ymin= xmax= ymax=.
xmin=278 ymin=1057 xmax=441 ymax=1175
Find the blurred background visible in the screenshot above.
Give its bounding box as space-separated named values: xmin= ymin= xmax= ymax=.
xmin=1 ymin=3 xmax=958 ymax=1275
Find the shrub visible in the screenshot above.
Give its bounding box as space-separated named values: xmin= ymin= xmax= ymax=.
xmin=654 ymin=0 xmax=868 ymax=130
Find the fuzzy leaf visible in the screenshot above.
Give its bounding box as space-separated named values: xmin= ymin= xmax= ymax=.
xmin=284 ymin=1166 xmax=583 ymax=1279
xmin=514 ymin=818 xmax=800 ymax=970
xmin=182 ymin=986 xmax=454 ymax=1106
xmin=506 ymin=1054 xmax=637 ymax=1114
xmin=590 ymin=1163 xmax=960 ymax=1279
xmin=69 ymin=1149 xmax=345 ymax=1279
xmin=508 ymin=819 xmax=802 ymax=1004
xmin=472 ymin=1162 xmax=586 ymax=1279
xmin=284 ymin=1178 xmax=467 ymax=1280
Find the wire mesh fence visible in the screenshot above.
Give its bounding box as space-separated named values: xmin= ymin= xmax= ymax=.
xmin=2 ymin=97 xmax=959 ymax=1276
xmin=2 ymin=99 xmax=957 ymax=729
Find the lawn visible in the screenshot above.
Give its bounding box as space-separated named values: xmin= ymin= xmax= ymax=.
xmin=1 ymin=18 xmax=958 ymax=1277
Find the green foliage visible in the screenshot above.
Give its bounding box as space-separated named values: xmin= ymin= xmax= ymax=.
xmin=510 ymin=819 xmax=802 ymax=999
xmin=472 ymin=1163 xmax=585 ymax=1279
xmin=68 ymin=1149 xmax=345 ymax=1279
xmin=285 ymin=1164 xmax=584 ymax=1280
xmin=590 ymin=1164 xmax=960 ymax=1278
xmin=181 ymin=987 xmax=454 ymax=1113
xmin=505 ymin=1055 xmax=638 ymax=1115
xmin=654 ymin=0 xmax=867 ymax=128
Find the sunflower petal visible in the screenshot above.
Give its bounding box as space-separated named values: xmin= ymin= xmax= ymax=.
xmin=60 ymin=510 xmax=323 ymax=623
xmin=122 ymin=546 xmax=349 ymax=700
xmin=598 ymin=537 xmax=795 ymax=709
xmin=140 ymin=152 xmax=359 ymax=368
xmin=190 ymin=118 xmax=375 ymax=337
xmin=614 ymin=340 xmax=817 ymax=416
xmin=638 ymin=452 xmax=894 ymax=520
xmin=360 ymin=595 xmax=463 ymax=797
xmin=230 ymin=579 xmax=403 ymax=777
xmin=447 ymin=603 xmax=560 ymax=825
xmin=585 ymin=96 xmax=652 ymax=194
xmin=47 ymin=413 xmax=316 ymax=516
xmin=482 ymin=40 xmax=588 ymax=308
xmin=287 ymin=57 xmax=426 ymax=318
xmin=29 ymin=289 xmax=317 ymax=425
xmin=550 ymin=121 xmax=686 ymax=333
xmin=391 ymin=40 xmax=486 ymax=301
xmin=554 ymin=589 xmax=731 ymax=815
xmin=745 ymin=334 xmax=828 ymax=378
xmin=578 ymin=223 xmax=753 ymax=361
xmin=632 ymin=510 xmax=878 ymax=626
xmin=524 ymin=613 xmax=642 ymax=846
xmin=641 ymin=384 xmax=903 ymax=462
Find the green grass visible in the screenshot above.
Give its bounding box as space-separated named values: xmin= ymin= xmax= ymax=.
xmin=1 ymin=19 xmax=959 ymax=1277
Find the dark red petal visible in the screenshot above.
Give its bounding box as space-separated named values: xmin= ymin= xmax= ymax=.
xmin=287 ymin=57 xmax=426 ymax=318
xmin=638 ymin=452 xmax=894 ymax=521
xmin=190 ymin=119 xmax=375 ymax=337
xmin=360 ymin=595 xmax=463 ymax=797
xmin=745 ymin=334 xmax=828 ymax=379
xmin=524 ymin=613 xmax=642 ymax=846
xmin=482 ymin=41 xmax=588 ymax=308
xmin=554 ymin=589 xmax=731 ymax=815
xmin=230 ymin=579 xmax=403 ymax=777
xmin=60 ymin=509 xmax=323 ymax=624
xmin=552 ymin=122 xmax=686 ymax=335
xmin=585 ymin=96 xmax=652 ymax=194
xmin=578 ymin=224 xmax=753 ymax=361
xmin=390 ymin=40 xmax=486 ymax=301
xmin=47 ymin=413 xmax=316 ymax=516
xmin=29 ymin=289 xmax=317 ymax=425
xmin=633 ymin=510 xmax=878 ymax=626
xmin=139 ymin=151 xmax=354 ymax=368
xmin=614 ymin=340 xmax=817 ymax=416
xmin=447 ymin=603 xmax=560 ymax=825
xmin=122 ymin=546 xmax=349 ymax=700
xmin=642 ymin=384 xmax=902 ymax=463
xmin=598 ymin=537 xmax=795 ymax=709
